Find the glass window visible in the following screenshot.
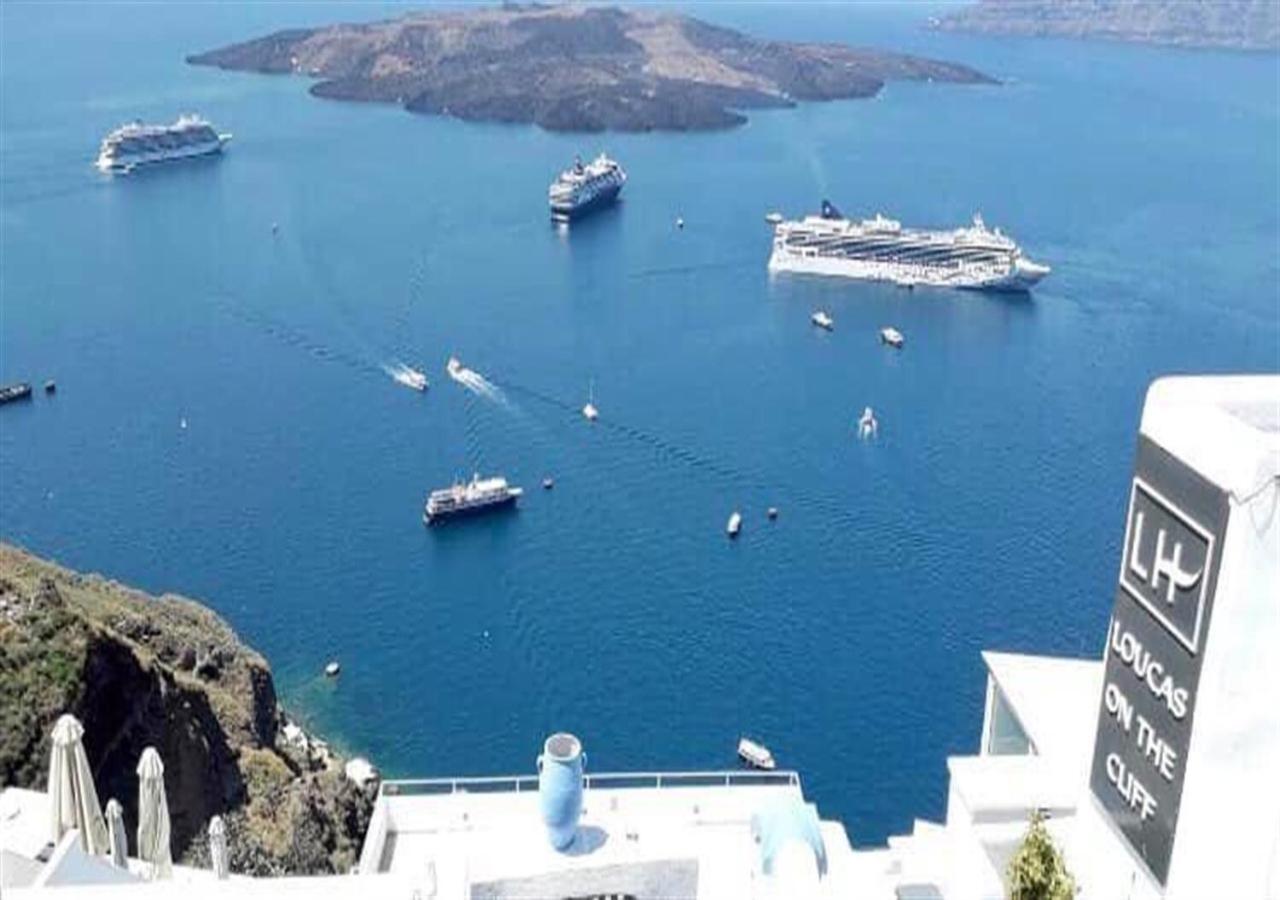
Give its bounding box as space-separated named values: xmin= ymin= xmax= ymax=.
xmin=987 ymin=685 xmax=1032 ymax=755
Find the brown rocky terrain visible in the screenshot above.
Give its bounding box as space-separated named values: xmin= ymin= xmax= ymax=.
xmin=933 ymin=0 xmax=1279 ymax=51
xmin=188 ymin=4 xmax=995 ymax=132
xmin=0 ymin=543 xmax=372 ymax=875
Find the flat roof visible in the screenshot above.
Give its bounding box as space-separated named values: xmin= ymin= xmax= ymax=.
xmin=982 ymin=651 xmax=1102 ymax=767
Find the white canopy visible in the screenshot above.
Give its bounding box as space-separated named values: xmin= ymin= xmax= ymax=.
xmin=105 ymin=798 xmax=128 ymax=868
xmin=47 ymin=715 xmax=108 ymax=855
xmin=135 ymin=748 xmax=172 ymax=880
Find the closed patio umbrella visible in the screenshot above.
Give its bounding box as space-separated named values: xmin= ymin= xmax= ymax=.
xmin=135 ymin=748 xmax=172 ymax=880
xmin=208 ymin=815 xmax=229 ymax=880
xmin=47 ymin=714 xmax=109 ymax=855
xmin=105 ymin=799 xmax=128 ymax=868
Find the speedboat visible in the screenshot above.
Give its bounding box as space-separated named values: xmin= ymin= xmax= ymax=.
xmin=401 ymin=366 xmax=429 ymax=391
xmin=737 ymin=737 xmax=776 ymax=770
xmin=324 ymin=661 xmax=341 ymax=678
xmin=446 ymin=357 xmax=463 ymax=378
xmin=812 ymin=310 xmax=835 ymax=331
xmin=858 ymin=406 xmax=878 ymax=439
xmin=727 ymin=511 xmax=742 ymax=538
xmin=765 ymin=211 xmax=783 ymax=225
xmin=583 ymin=380 xmax=599 ymax=421
xmin=879 ymin=327 xmax=904 ymax=349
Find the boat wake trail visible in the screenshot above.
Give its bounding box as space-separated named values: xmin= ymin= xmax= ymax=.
xmin=446 ymin=358 xmax=510 ymax=408
xmin=382 ymin=361 xmax=428 ymax=392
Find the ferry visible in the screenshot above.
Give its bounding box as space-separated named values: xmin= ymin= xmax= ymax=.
xmin=737 ymin=737 xmax=776 ymax=770
xmin=96 ymin=115 xmax=231 ymax=174
xmin=424 ymin=474 xmax=523 ymax=524
xmin=549 ymin=154 xmax=626 ymax=220
xmin=880 ymin=327 xmax=905 ymax=348
xmin=769 ymin=201 xmax=1050 ymax=292
xmin=812 ymin=311 xmax=835 ymax=331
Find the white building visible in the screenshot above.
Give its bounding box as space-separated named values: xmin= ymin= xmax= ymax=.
xmin=3 ymin=374 xmax=1277 ymax=898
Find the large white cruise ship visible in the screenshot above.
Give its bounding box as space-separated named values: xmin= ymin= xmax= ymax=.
xmin=769 ymin=200 xmax=1051 ymax=292
xmin=548 ymin=153 xmax=626 ymax=220
xmin=95 ymin=115 xmax=231 ymax=174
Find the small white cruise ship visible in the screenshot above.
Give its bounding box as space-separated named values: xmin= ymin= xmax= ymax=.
xmin=548 ymin=154 xmax=626 ymax=220
xmin=769 ymin=201 xmax=1050 ymax=292
xmin=96 ymin=115 xmax=231 ymax=174
xmin=423 ymin=474 xmax=523 ymax=524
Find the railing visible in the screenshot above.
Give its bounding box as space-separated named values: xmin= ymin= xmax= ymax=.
xmin=379 ymin=769 xmax=801 ymax=799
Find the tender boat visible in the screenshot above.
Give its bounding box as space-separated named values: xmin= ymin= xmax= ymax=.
xmin=324 ymin=661 xmax=341 ymax=678
xmin=812 ymin=310 xmax=835 ymax=331
xmin=396 ymin=366 xmax=429 ymax=392
xmin=446 ymin=357 xmax=464 ymax=379
xmin=727 ymin=511 xmax=742 ymax=538
xmin=767 ymin=507 xmax=779 ymax=520
xmin=765 ymin=212 xmax=784 ymax=225
xmin=858 ymin=407 xmax=878 ymax=439
xmin=43 ymin=380 xmax=57 ymax=395
xmin=542 ymin=477 xmax=555 ymax=490
xmin=737 ymin=737 xmax=776 ymax=770
xmin=676 ymin=217 xmax=685 ymax=230
xmin=880 ymin=327 xmax=905 ymax=348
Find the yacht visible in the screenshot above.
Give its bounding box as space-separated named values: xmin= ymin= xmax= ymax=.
xmin=96 ymin=115 xmax=231 ymax=174
xmin=424 ymin=475 xmax=523 ymax=524
xmin=727 ymin=511 xmax=743 ymax=538
xmin=812 ymin=311 xmax=835 ymax=331
xmin=858 ymin=407 xmax=878 ymax=440
xmin=737 ymin=737 xmax=776 ymax=770
xmin=769 ymin=201 xmax=1050 ymax=292
xmin=548 ymin=154 xmax=626 ymax=220
xmin=880 ymin=327 xmax=905 ymax=348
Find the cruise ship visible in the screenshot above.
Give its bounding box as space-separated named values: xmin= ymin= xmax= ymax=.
xmin=423 ymin=474 xmax=523 ymax=524
xmin=548 ymin=154 xmax=626 ymax=220
xmin=95 ymin=115 xmax=231 ymax=174
xmin=768 ymin=201 xmax=1050 ymax=292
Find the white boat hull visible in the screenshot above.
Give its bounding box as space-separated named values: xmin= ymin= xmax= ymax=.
xmin=97 ymin=135 xmax=230 ymax=174
xmin=768 ymin=245 xmax=1049 ymax=293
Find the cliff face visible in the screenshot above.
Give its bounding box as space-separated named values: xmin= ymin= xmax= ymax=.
xmin=187 ymin=4 xmax=995 ymax=133
xmin=933 ymin=0 xmax=1279 ymax=51
xmin=0 ymin=544 xmax=371 ymax=875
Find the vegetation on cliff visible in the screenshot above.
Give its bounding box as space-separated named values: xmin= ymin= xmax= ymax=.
xmin=0 ymin=544 xmax=371 ymax=875
xmin=188 ymin=4 xmax=994 ymax=133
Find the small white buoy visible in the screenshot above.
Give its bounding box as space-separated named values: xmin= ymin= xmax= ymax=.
xmin=324 ymin=661 xmax=341 ymax=677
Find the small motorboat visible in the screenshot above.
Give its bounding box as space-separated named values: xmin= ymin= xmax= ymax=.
xmin=858 ymin=406 xmax=878 ymax=439
xmin=676 ymin=217 xmax=685 ymax=230
xmin=811 ymin=311 xmax=834 ymax=331
xmin=324 ymin=661 xmax=341 ymax=678
xmin=764 ymin=211 xmax=783 ymax=225
xmin=446 ymin=357 xmax=463 ymax=378
xmin=879 ymin=327 xmax=905 ymax=349
xmin=400 ymin=366 xmax=429 ymax=392
xmin=543 ymin=477 xmax=555 ymax=490
xmin=582 ymin=379 xmax=599 ymax=421
xmin=271 ymin=222 xmax=280 ymax=235
xmin=737 ymin=737 xmax=776 ymax=770
xmin=727 ymin=511 xmax=742 ymax=538
xmin=767 ymin=507 xmax=779 ymax=520
xmin=43 ymin=380 xmax=56 ymax=395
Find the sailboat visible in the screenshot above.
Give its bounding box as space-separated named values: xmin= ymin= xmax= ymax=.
xmin=582 ymin=380 xmax=599 ymax=421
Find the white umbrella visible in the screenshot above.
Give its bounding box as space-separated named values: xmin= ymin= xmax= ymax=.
xmin=105 ymin=798 xmax=129 ymax=868
xmin=47 ymin=714 xmax=109 ymax=855
xmin=135 ymin=748 xmax=172 ymax=880
xmin=208 ymin=815 xmax=229 ymax=880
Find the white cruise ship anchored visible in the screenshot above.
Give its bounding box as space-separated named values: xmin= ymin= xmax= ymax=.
xmin=548 ymin=154 xmax=626 ymax=220
xmin=95 ymin=115 xmax=231 ymax=174
xmin=769 ymin=200 xmax=1051 ymax=292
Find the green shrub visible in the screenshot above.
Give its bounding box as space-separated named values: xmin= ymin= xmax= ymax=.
xmin=1007 ymin=810 xmax=1076 ymax=900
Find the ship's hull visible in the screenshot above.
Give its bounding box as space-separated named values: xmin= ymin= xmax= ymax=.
xmin=423 ymin=493 xmax=519 ymax=525
xmin=97 ymin=136 xmax=229 ymax=174
xmin=768 ymin=246 xmax=1049 ymax=293
xmin=550 ymin=183 xmax=622 ymax=221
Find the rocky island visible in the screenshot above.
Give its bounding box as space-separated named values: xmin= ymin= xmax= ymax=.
xmin=933 ymin=0 xmax=1279 ymax=51
xmin=0 ymin=544 xmax=372 ymax=876
xmin=187 ymin=4 xmax=994 ymax=132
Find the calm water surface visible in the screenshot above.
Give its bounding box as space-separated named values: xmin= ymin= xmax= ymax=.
xmin=2 ymin=2 xmax=1277 ymax=844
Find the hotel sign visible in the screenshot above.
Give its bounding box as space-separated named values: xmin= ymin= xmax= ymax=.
xmin=1089 ymin=435 xmax=1228 ymax=887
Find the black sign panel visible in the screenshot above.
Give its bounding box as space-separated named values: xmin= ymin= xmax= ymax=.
xmin=1089 ymin=435 xmax=1228 ymax=887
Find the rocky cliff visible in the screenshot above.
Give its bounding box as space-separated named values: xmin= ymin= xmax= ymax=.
xmin=188 ymin=4 xmax=994 ymax=132
xmin=0 ymin=544 xmax=372 ymax=876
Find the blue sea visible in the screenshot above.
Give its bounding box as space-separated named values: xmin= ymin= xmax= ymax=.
xmin=2 ymin=2 xmax=1276 ymax=845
